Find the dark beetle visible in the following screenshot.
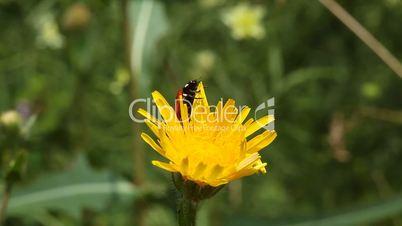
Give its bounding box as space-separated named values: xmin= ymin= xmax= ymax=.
xmin=175 ymin=80 xmax=200 ymax=120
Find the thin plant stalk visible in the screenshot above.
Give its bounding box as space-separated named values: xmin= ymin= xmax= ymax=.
xmin=121 ymin=1 xmax=147 ymax=226
xmin=178 ymin=197 xmax=198 ymax=226
xmin=319 ymin=0 xmax=402 ymax=79
xmin=0 ymin=183 xmax=12 ymax=225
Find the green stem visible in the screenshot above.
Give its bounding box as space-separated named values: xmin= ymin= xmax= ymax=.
xmin=178 ymin=196 xmax=198 ymax=226
xmin=0 ymin=183 xmax=12 ymax=225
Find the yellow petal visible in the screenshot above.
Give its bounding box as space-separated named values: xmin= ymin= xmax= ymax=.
xmin=141 ymin=133 xmax=165 ymax=156
xmin=155 ymin=99 xmax=176 ymax=123
xmin=215 ymin=100 xmax=223 ymax=121
xmin=222 ymin=99 xmax=237 ymax=123
xmin=245 ymin=115 xmax=274 ymax=137
xmin=191 ymin=99 xmax=209 ymax=124
xmin=247 ymin=130 xmax=277 ymax=153
xmin=243 ymin=118 xmax=254 ymax=127
xmin=180 ymin=157 xmax=189 ymax=175
xmin=144 ymin=120 xmax=160 ymax=137
xmin=151 ymin=91 xmax=170 ymax=107
xmin=197 ymin=82 xmax=209 ymax=108
xmin=208 ymin=179 xmax=229 ymax=187
xmin=234 ymin=106 xmax=251 ymax=125
xmin=208 ymin=164 xmax=224 ymax=180
xmin=179 ymin=94 xmax=189 ymax=127
xmin=138 ymin=108 xmax=161 ymax=125
xmin=152 ymin=160 xmax=177 ymax=172
xmin=193 ymin=162 xmax=207 ymax=178
xmin=152 ymin=91 xmax=181 ymax=126
xmin=236 ymin=153 xmax=260 ymax=171
xmin=253 ymin=161 xmax=267 ymax=173
xmin=227 ymin=168 xmax=256 ymax=181
xmin=159 ymin=134 xmax=181 ymax=162
xmin=190 ymin=82 xmax=209 ymax=124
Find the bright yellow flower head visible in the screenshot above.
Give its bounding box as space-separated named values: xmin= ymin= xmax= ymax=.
xmin=138 ymin=82 xmax=276 ymax=187
xmin=222 ymin=3 xmax=266 ymax=40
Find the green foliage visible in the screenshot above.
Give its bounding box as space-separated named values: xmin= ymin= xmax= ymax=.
xmin=4 ymin=151 xmax=27 ymax=185
xmin=129 ymin=0 xmax=168 ymax=95
xmin=5 ymin=156 xmax=136 ymax=218
xmin=225 ymin=194 xmax=402 ymax=226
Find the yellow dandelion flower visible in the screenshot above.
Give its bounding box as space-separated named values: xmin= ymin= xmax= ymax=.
xmin=222 ymin=3 xmax=266 ymax=40
xmin=138 ymin=82 xmax=276 ymax=187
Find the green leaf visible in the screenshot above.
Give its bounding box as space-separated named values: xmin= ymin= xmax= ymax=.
xmin=5 ymin=151 xmax=27 ymax=185
xmin=4 ymin=156 xmax=137 ymax=218
xmin=283 ymin=66 xmax=342 ymax=93
xmin=267 ymin=42 xmax=284 ymax=94
xmin=129 ymin=0 xmax=168 ymax=95
xmin=224 ymin=194 xmax=402 ymax=226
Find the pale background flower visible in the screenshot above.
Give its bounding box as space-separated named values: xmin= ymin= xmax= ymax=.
xmin=35 ymin=13 xmax=64 ymax=49
xmin=0 ymin=110 xmax=22 ymax=127
xmin=195 ymin=50 xmax=216 ymax=71
xmin=222 ymin=3 xmax=266 ymax=40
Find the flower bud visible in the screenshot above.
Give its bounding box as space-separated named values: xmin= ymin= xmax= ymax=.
xmin=172 ymin=173 xmax=225 ymax=201
xmin=62 ymin=3 xmax=91 ymax=31
xmin=0 ymin=110 xmax=22 ymax=128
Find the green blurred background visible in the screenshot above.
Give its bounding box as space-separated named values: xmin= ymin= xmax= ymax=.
xmin=1 ymin=0 xmax=402 ymax=225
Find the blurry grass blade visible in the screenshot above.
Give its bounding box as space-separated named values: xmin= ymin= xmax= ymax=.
xmin=8 ymin=182 xmax=134 ymax=213
xmin=131 ymin=0 xmax=153 ymax=77
xmin=3 ymin=156 xmax=137 ymax=218
xmin=224 ymin=194 xmax=402 ymax=226
xmin=283 ymin=66 xmax=342 ymax=92
xmin=268 ymin=42 xmax=284 ymax=94
xmin=129 ymin=0 xmax=168 ymax=94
